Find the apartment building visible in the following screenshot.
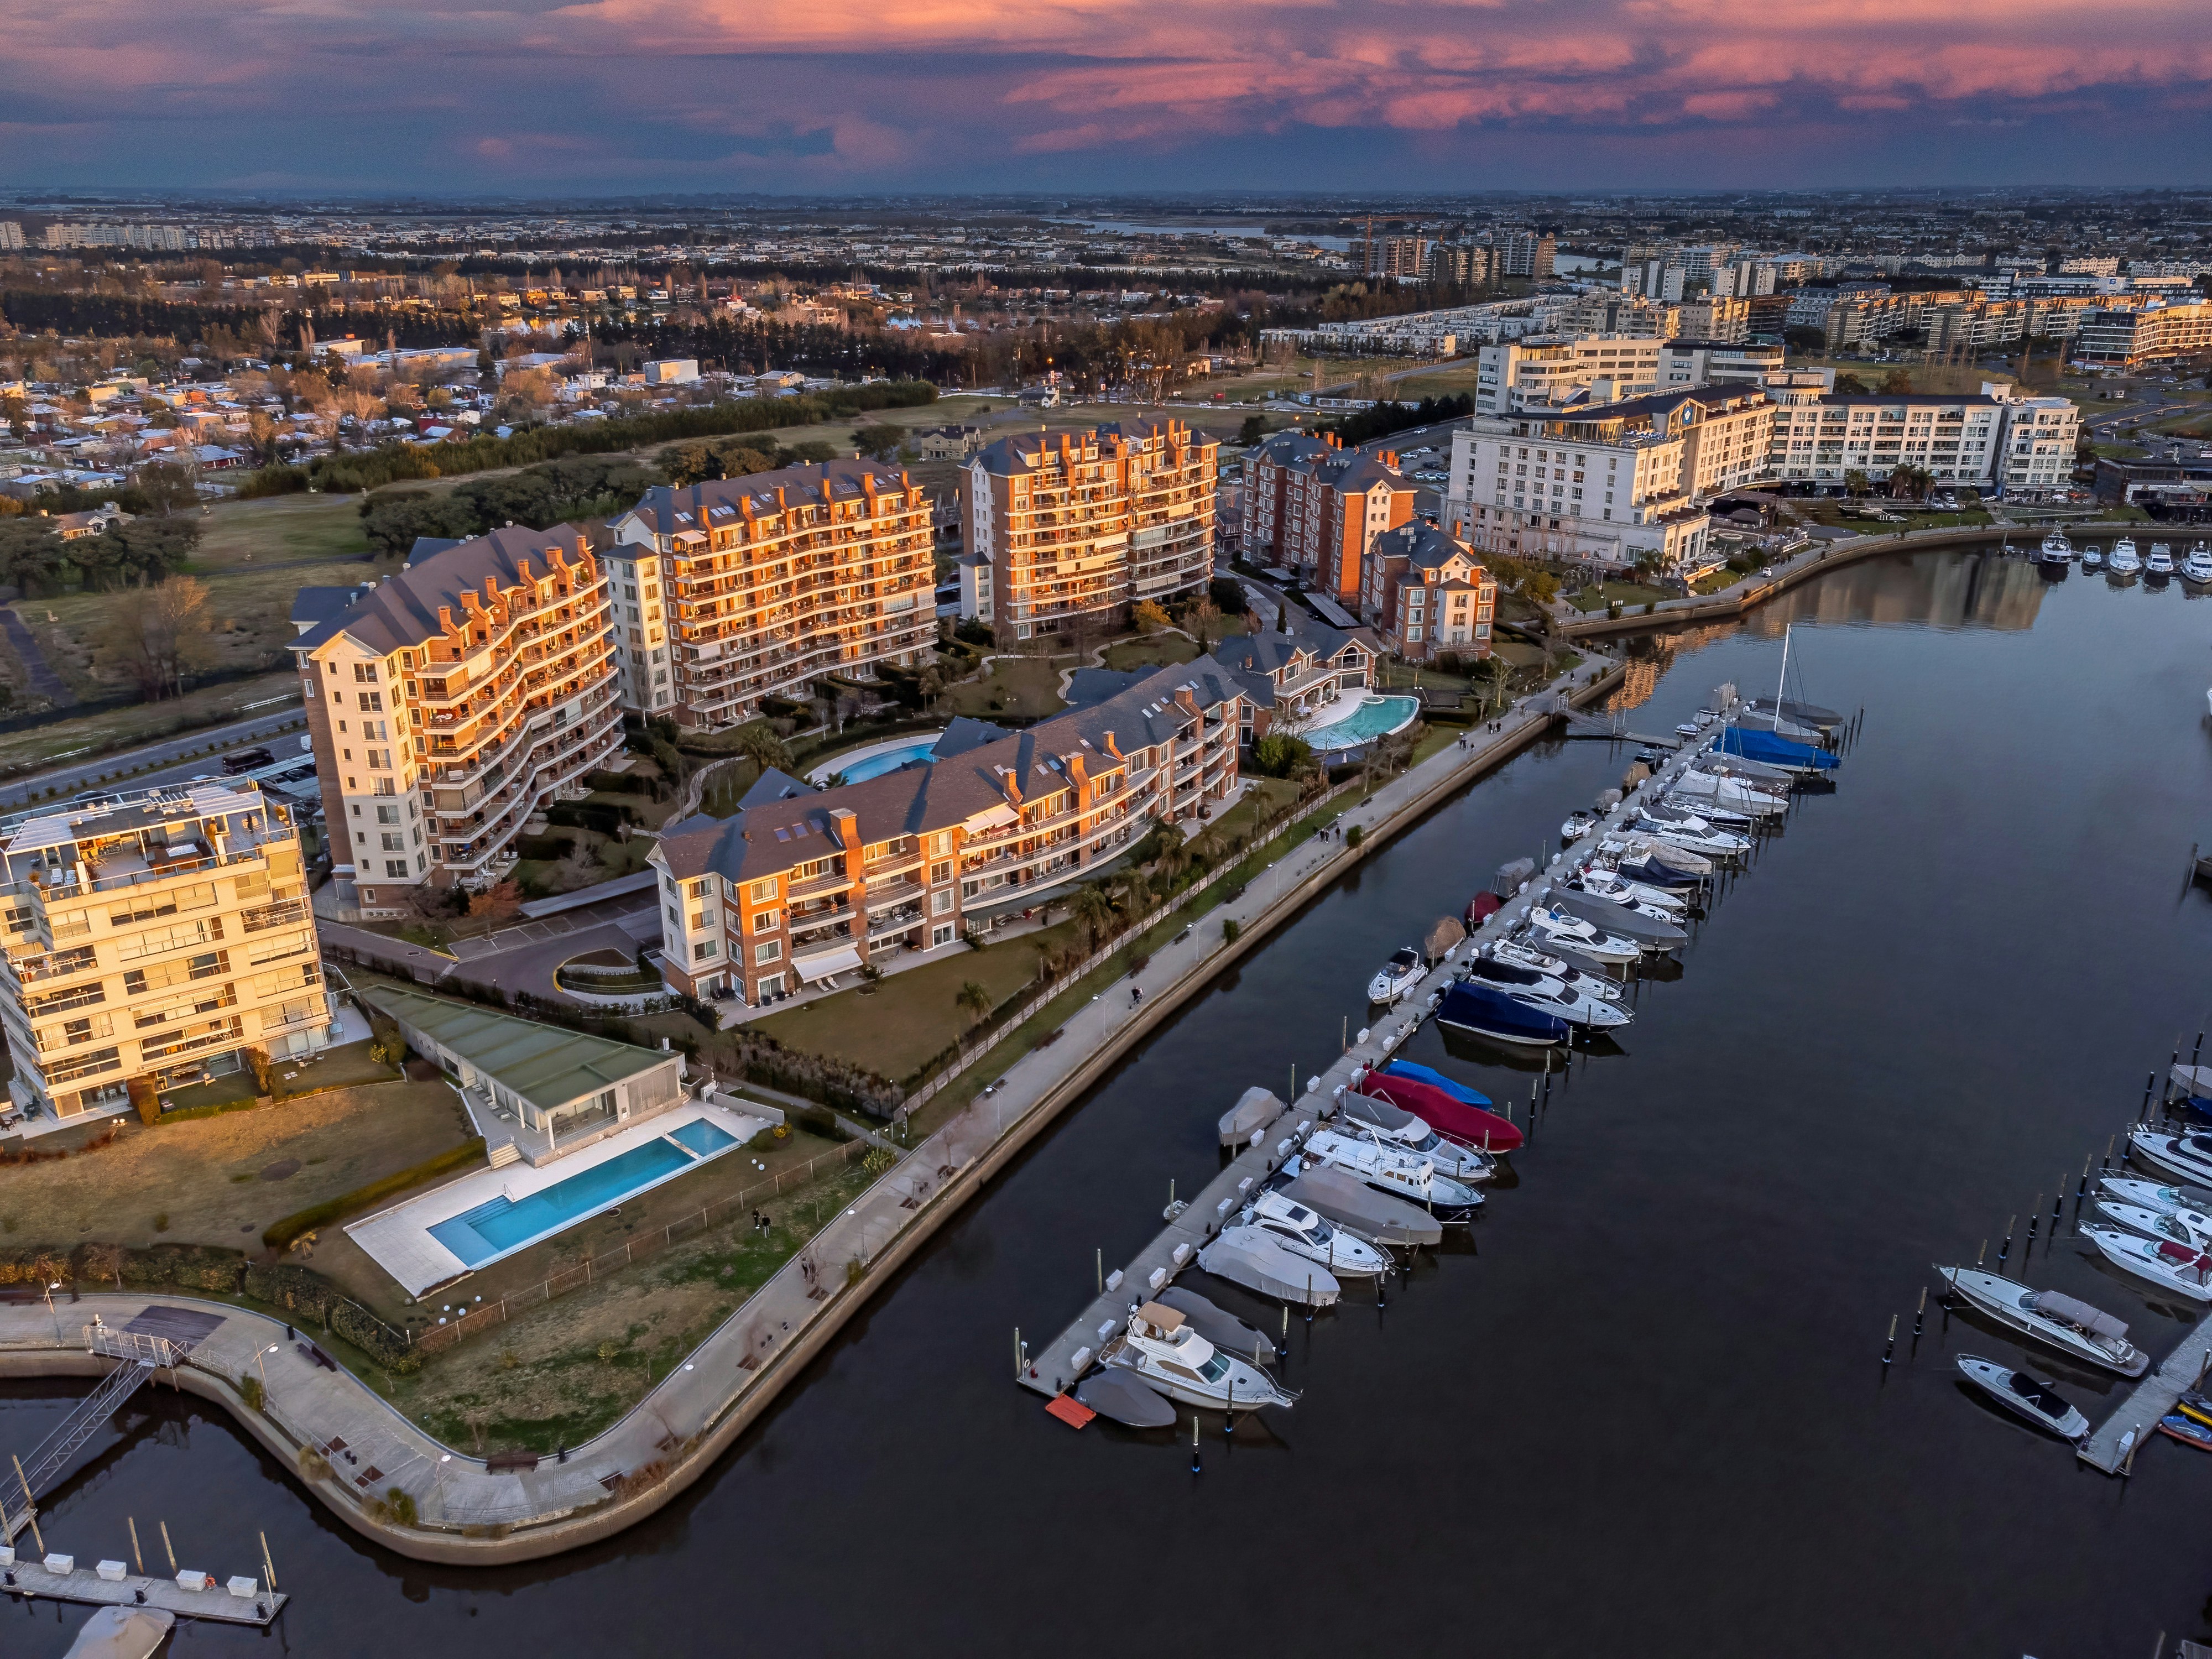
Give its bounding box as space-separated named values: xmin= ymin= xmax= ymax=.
xmin=2073 ymin=300 xmax=2212 ymax=368
xmin=1360 ymin=523 xmax=1497 ymax=662
xmin=291 ymin=525 xmax=624 ymax=916
xmin=0 ymin=781 xmax=329 ymax=1125
xmin=1674 ymin=296 xmax=1750 ymax=344
xmin=649 ymin=660 xmax=1244 ymax=1004
xmin=1446 ymin=388 xmax=1776 ymax=573
xmin=1427 ymin=243 xmax=1495 ymax=288
xmin=963 ymin=420 xmax=1217 ymax=641
xmin=609 ymin=460 xmax=937 ymax=728
xmin=1557 ymin=292 xmax=1680 ymax=340
xmin=1656 ymin=340 xmax=1786 ymax=389
xmin=1240 ymin=431 xmax=1416 ymax=599
xmin=1364 ymin=234 xmax=1427 ymax=279
xmin=1499 ymin=231 xmax=1556 ymax=279
xmin=1474 ymin=335 xmax=1665 ymax=413
xmin=1761 ymin=382 xmax=2075 ymax=492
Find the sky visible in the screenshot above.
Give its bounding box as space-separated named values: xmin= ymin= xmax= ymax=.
xmin=3 ymin=0 xmax=2211 ymax=194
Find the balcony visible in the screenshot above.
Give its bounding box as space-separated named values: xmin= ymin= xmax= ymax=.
xmin=787 ymin=869 xmax=855 ymax=903
xmin=861 ymin=874 xmax=923 ymax=909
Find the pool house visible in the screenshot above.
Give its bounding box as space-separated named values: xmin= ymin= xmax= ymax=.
xmin=363 ymin=984 xmax=686 ymax=1167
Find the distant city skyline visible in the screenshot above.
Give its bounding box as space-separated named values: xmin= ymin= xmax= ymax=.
xmin=3 ymin=0 xmax=2210 ymax=193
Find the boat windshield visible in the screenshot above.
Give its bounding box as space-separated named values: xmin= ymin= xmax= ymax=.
xmin=1198 ymin=1350 xmax=1232 ymax=1384
xmin=2011 ymin=1373 xmax=2069 ymax=1416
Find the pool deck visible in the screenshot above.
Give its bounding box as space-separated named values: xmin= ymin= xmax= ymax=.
xmin=804 ymin=729 xmax=945 ymax=786
xmin=1303 ymin=689 xmax=1422 ymax=754
xmin=346 ymin=1100 xmax=774 ymax=1297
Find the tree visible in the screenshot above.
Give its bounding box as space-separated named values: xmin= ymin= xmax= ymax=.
xmin=735 ymin=724 xmax=795 ymax=777
xmin=956 ymin=980 xmax=993 ymax=1027
xmin=1070 ymin=883 xmax=1115 ymax=949
xmin=1879 ymin=369 xmax=1915 ymax=395
xmin=1252 ymin=732 xmax=1313 ymax=778
xmin=851 ymin=423 xmax=906 ymax=460
xmin=0 ymin=517 xmax=64 ymax=597
xmin=1842 ymin=468 xmax=1872 ymax=499
xmin=1236 ymin=414 xmax=1268 ymax=446
xmin=1886 ymin=463 xmax=1934 ymax=502
xmin=1833 ymin=373 xmax=1870 ymax=395
xmin=98 ymin=573 xmax=213 ymax=699
xmin=467 ymin=880 xmax=523 ymax=926
xmin=1188 ymin=592 xmax=1221 ymax=653
xmin=1131 ymin=599 xmax=1170 ymax=635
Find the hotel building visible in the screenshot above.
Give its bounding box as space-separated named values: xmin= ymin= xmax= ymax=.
xmin=291 ymin=525 xmax=624 ymax=916
xmin=962 ymin=420 xmax=1217 ymax=641
xmin=2073 ymin=299 xmax=2212 ymax=369
xmin=608 ymin=460 xmax=937 ymax=729
xmin=0 ymin=781 xmax=330 ymax=1126
xmin=1761 ymin=382 xmax=2078 ymax=492
xmin=650 ymin=659 xmax=1244 ymax=1005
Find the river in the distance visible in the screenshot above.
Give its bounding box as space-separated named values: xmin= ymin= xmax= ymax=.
xmin=9 ymin=549 xmax=2212 ymax=1657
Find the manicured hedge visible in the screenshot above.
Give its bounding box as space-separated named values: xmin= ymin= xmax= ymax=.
xmin=262 ymin=1138 xmax=487 ymax=1251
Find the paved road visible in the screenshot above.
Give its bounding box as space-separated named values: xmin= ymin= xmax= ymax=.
xmin=0 ymin=606 xmax=75 ymax=706
xmin=0 ymin=704 xmax=310 ymax=810
xmin=321 ymin=893 xmax=662 ymax=1005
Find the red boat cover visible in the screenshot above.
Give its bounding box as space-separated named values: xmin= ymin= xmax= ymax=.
xmin=1466 ymin=892 xmax=1504 ymax=926
xmin=1363 ymin=1073 xmax=1525 ymax=1152
xmin=2156 ymin=1239 xmax=2210 ymax=1270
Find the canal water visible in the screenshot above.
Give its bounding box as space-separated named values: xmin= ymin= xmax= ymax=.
xmin=9 ymin=549 xmax=2212 ymax=1656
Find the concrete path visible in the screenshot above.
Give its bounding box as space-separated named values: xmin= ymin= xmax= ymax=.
xmin=0 ymin=604 xmax=76 ymax=707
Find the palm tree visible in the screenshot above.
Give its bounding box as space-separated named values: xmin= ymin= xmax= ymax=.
xmin=1070 ymin=883 xmax=1115 ymax=949
xmin=736 ymin=724 xmax=795 ymax=776
xmin=1118 ymin=871 xmax=1152 ymax=919
xmin=956 ymin=980 xmax=993 ymax=1028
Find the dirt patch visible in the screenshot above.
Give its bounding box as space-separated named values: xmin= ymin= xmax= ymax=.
xmin=259 ymin=1159 xmax=302 ymax=1182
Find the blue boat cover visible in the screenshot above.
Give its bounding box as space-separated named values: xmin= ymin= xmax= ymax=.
xmin=1437 ymin=982 xmax=1570 ymax=1042
xmin=1381 ymin=1058 xmax=1494 ymax=1109
xmin=1720 ymin=726 xmax=1839 ymax=770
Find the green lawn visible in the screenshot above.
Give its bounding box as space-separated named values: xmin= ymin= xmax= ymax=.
xmin=940 ymin=654 xmax=1070 ymax=720
xmin=1102 ymin=635 xmax=1202 ymax=671
xmin=1568 ymin=580 xmax=1668 ymax=614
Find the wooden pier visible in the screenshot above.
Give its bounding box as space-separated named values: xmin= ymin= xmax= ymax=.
xmin=2077 ymin=1312 xmax=2212 ymax=1474
xmin=0 ymin=1556 xmax=286 ymax=1626
xmin=1021 ymin=711 xmax=1742 ymax=1406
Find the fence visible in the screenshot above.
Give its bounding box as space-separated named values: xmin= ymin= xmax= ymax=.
xmin=895 ymin=774 xmax=1361 ymax=1114
xmin=408 ymin=1138 xmax=871 ymax=1358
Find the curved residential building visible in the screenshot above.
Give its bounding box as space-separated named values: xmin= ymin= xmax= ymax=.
xmin=291 ymin=525 xmax=624 ymax=917
xmin=608 ymin=461 xmax=938 ymax=729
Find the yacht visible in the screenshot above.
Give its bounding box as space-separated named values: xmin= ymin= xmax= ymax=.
xmin=1627 ymin=811 xmax=1751 ymax=859
xmin=2109 ymin=538 xmax=2142 ymax=575
xmin=2039 ymin=530 xmax=2073 ymax=565
xmin=2091 ymin=1197 xmax=2212 ymax=1253
xmin=1299 ymin=1128 xmax=1485 ymax=1222
xmin=1338 ymin=1092 xmax=1498 ymax=1181
xmin=2127 ymin=1127 xmax=2212 ymax=1186
xmin=1243 ymin=1190 xmax=1389 ymax=1278
xmin=1460 ymin=958 xmax=1634 ymax=1030
xmin=2079 ymin=1223 xmax=2212 ymax=1303
xmin=1488 ymin=937 xmax=1626 ymax=999
xmin=2183 ymin=544 xmax=2212 ymax=584
xmin=1934 ymin=1266 xmax=2149 ymax=1375
xmin=2147 ymin=544 xmax=2176 ymax=577
xmin=1106 ymin=1302 xmax=1298 ymax=1410
xmin=2097 ymin=1176 xmax=2212 ymax=1225
xmin=1655 ymin=793 xmax=1758 ymax=831
xmin=1525 ymin=905 xmax=1643 ymax=964
xmin=1366 ymin=946 xmax=1426 ymax=1005
xmin=1580 ymin=863 xmax=1693 ymax=913
xmin=1670 ymin=766 xmax=1788 ymax=817
xmin=2080 ymin=541 xmax=2104 ymax=571
xmin=1955 ymin=1355 xmax=2089 ymax=1440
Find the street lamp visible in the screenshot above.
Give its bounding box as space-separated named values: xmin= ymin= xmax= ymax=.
xmin=44 ymin=1281 xmax=62 ymax=1345
xmin=255 ymin=1342 xmax=280 ymax=1394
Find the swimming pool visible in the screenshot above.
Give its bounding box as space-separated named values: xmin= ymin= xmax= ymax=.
xmin=807 ymin=735 xmax=943 ymax=785
xmin=1304 ymin=695 xmax=1421 ymax=753
xmin=429 ymin=1118 xmax=739 ymax=1267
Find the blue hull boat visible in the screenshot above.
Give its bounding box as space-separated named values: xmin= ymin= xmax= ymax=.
xmin=1436 ymin=982 xmax=1570 ymax=1048
xmin=1720 ymin=726 xmax=1839 ymax=772
xmin=1381 ymin=1058 xmax=1494 ymax=1109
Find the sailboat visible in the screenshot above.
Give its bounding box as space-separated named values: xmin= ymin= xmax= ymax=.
xmin=1723 ymin=623 xmax=1840 ymax=773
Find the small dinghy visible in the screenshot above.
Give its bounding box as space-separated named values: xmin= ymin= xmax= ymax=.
xmin=1561 ymin=810 xmax=1599 ymax=842
xmin=1956 ymin=1355 xmax=2089 ymax=1439
xmin=2079 ymin=1222 xmax=2212 ymax=1303
xmin=1337 ymin=1091 xmax=1496 ymax=1182
xmin=2158 ymin=1413 xmax=2212 ymax=1452
xmin=2080 ymin=541 xmax=2104 ymax=571
xmin=2179 ymin=1390 xmax=2212 ymax=1430
xmin=1281 ymin=1163 xmax=1443 ymax=1248
xmin=1197 ymin=1228 xmax=1342 ymax=1308
xmin=1525 ymin=905 xmax=1643 ymax=964
xmin=1074 ymin=1366 xmax=1178 ymax=1428
xmin=1934 ymin=1266 xmax=2149 ymax=1375
xmin=1155 ymin=1285 xmax=1279 ymax=1365
xmin=1368 ymin=945 xmax=1426 ymax=1005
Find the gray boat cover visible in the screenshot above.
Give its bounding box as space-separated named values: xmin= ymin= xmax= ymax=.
xmin=2172 ymin=1065 xmax=2212 ymax=1100
xmin=1593 ymin=788 xmax=1623 ymax=811
xmin=1692 ymin=752 xmax=1794 ymax=784
xmin=64 ymin=1608 xmax=178 ymax=1659
xmin=2024 ymin=1288 xmax=2128 ymax=1342
xmin=1339 ymin=1091 xmax=1421 ymax=1135
xmin=1425 ymin=916 xmax=1467 ymax=963
xmin=1217 ymin=1086 xmax=1286 ymax=1147
xmin=1157 ymin=1285 xmax=1278 ymax=1362
xmin=1734 ymin=710 xmax=1825 ymax=744
xmin=1492 ymin=858 xmax=1536 ymax=897
xmin=1747 ymin=693 xmax=1843 ymax=729
xmin=1550 ymin=888 xmax=1688 ymax=947
xmin=1282 ymin=1165 xmax=1443 ymax=1247
xmin=1197 ymin=1227 xmax=1341 ymax=1306
xmin=1076 ymin=1367 xmax=1178 ymax=1428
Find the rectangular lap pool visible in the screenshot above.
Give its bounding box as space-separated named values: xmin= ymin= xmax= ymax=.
xmin=429 ymin=1118 xmax=739 ymax=1267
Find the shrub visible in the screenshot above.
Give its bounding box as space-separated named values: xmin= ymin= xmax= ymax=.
xmin=1346 ymin=823 xmax=1366 ymax=848
xmin=262 ymin=1138 xmax=487 ymax=1251
xmin=1221 ymin=918 xmax=1242 ymax=945
xmin=239 ymin=1374 xmax=265 ymax=1413
xmin=861 ymin=1145 xmax=896 ymax=1176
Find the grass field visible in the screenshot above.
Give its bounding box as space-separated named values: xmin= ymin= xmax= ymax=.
xmin=939 ymin=653 xmax=1070 ymax=719
xmin=1568 ymin=580 xmax=1670 ymax=614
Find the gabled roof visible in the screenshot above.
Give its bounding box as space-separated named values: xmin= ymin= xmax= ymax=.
xmin=289 ymin=524 xmax=595 ymax=658
xmin=1372 ymin=521 xmax=1486 ymax=578
xmin=619 ymin=460 xmax=916 ymax=542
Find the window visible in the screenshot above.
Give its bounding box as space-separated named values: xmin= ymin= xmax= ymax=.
xmin=357 ymin=691 xmax=383 ymax=712
xmin=932 ymin=888 xmax=956 ymax=916
xmin=749 ymin=878 xmax=777 ymax=902
xmin=353 ymin=662 xmax=377 ymax=682
xmin=695 ymin=940 xmax=720 ymax=961
xmin=929 ymin=860 xmax=952 ymax=886
xmin=751 ymin=909 xmax=781 ymax=933
xmin=385 ymin=860 xmax=408 ymax=878
xmin=753 ymin=939 xmax=781 ymax=964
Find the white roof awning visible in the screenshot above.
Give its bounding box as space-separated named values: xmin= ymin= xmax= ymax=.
xmin=791 ymin=945 xmax=864 ymax=983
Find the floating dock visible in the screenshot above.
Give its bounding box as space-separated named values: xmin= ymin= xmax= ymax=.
xmin=0 ymin=1557 xmax=286 ymax=1626
xmin=2077 ymin=1312 xmax=2212 ymax=1474
xmin=1023 ymin=706 xmax=1747 ymax=1405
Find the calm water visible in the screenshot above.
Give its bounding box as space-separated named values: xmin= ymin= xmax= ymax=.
xmin=10 ymin=551 xmax=2212 ymax=1657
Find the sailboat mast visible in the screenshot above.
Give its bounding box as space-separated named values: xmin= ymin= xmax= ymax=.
xmin=1775 ymin=623 xmax=1791 ymax=719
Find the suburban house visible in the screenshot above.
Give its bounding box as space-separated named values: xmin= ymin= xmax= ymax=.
xmin=1361 ymin=523 xmax=1499 ymax=662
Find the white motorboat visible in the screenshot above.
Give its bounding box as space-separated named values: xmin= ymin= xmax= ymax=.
xmin=1934 ymin=1266 xmax=2149 ymax=1376
xmin=1956 ymin=1355 xmax=2089 ymax=1439
xmin=1599 ymin=833 xmax=1715 ymax=878
xmin=1670 ymin=766 xmax=1788 ymax=817
xmin=2098 ymin=1176 xmax=2212 ymax=1224
xmin=1299 ymin=1129 xmax=1484 ymax=1222
xmin=1562 ymin=871 xmax=1680 ymax=925
xmin=1488 ymin=938 xmax=1626 ymax=1000
xmin=1656 ymin=792 xmax=1757 ymax=831
xmin=1628 ymin=812 xmax=1750 ymax=859
xmin=1244 ymin=1189 xmax=1389 ymax=1278
xmin=1337 ymin=1092 xmax=1498 ymax=1182
xmin=2109 ymin=538 xmax=2142 ymax=574
xmin=1107 ymin=1301 xmax=1298 ymax=1410
xmin=1367 ymin=946 xmax=1426 ymax=1005
xmin=1463 ymin=959 xmax=1632 ymax=1029
xmin=2128 ymin=1127 xmax=2212 ymax=1186
xmin=2183 ymin=544 xmax=2212 ymax=584
xmin=2080 ymin=542 xmax=2104 ymax=571
xmin=2092 ymin=1197 xmax=2212 ymax=1253
xmin=1525 ymin=905 xmax=1642 ymax=964
xmin=1673 ymin=721 xmax=1702 ymax=738
xmin=1561 ymin=810 xmax=1599 ymax=842
xmin=2079 ymin=1222 xmax=2212 ymax=1303
xmin=2147 ymin=543 xmax=2176 ymax=576
xmin=2039 ymin=530 xmax=2073 ymax=565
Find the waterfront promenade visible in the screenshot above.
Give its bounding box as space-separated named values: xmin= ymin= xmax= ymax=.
xmin=0 ymin=648 xmax=1626 ymax=1564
